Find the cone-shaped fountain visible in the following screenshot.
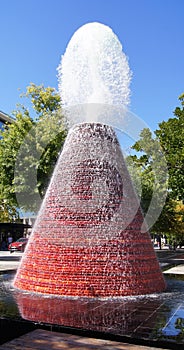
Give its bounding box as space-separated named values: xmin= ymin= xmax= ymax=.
xmin=13 ymin=22 xmax=166 ymax=297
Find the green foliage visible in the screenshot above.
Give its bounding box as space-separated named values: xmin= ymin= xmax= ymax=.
xmin=126 ymin=128 xmax=168 ymax=231
xmin=23 ymin=83 xmax=61 ymax=116
xmin=155 ymin=96 xmax=184 ymax=201
xmin=128 ymin=94 xmax=184 ymax=242
xmin=0 ymin=84 xmax=67 ymax=217
xmin=0 ymin=112 xmax=33 ymax=213
xmin=0 ymin=200 xmax=19 ymax=222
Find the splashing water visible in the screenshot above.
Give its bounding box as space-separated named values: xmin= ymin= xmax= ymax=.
xmin=58 ymin=22 xmax=132 ymax=125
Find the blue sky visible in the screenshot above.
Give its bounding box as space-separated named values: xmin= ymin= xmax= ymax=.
xmin=0 ymin=0 xmax=184 ymax=132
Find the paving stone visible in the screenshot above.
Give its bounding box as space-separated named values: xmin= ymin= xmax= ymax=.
xmin=0 ymin=329 xmax=171 ymax=350
xmin=163 ymin=264 xmax=184 ymax=274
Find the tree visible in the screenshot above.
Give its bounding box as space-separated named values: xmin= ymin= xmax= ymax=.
xmin=0 ymin=111 xmax=33 ymax=219
xmin=0 ymin=83 xmax=67 ymax=217
xmin=155 ymin=94 xmax=184 ymax=201
xmin=126 ymin=128 xmax=168 ymax=232
xmin=127 ymin=94 xmax=184 ymax=244
xmin=0 ymin=200 xmax=19 ymax=222
xmin=172 ymin=200 xmax=184 ymax=247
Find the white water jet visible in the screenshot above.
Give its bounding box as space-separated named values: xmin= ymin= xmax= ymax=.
xmin=58 ymin=22 xmax=132 ymax=125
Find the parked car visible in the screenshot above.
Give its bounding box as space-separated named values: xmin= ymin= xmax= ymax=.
xmin=8 ymin=237 xmax=28 ymax=253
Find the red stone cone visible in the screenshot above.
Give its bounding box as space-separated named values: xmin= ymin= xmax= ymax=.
xmin=13 ymin=123 xmax=166 ymax=297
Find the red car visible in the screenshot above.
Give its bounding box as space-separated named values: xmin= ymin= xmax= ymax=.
xmin=8 ymin=237 xmax=28 ymax=253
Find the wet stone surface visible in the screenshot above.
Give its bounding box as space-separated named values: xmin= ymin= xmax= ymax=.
xmin=1 ymin=272 xmax=184 ymax=348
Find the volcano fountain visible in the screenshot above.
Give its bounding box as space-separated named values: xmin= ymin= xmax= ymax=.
xmin=13 ymin=22 xmax=166 ymax=297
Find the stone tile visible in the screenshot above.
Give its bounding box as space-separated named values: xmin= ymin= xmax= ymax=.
xmin=164 ymin=264 xmax=184 ymax=274
xmin=0 ymin=329 xmax=171 ymax=350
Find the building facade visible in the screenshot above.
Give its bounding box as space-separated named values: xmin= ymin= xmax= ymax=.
xmin=0 ymin=110 xmax=14 ymax=130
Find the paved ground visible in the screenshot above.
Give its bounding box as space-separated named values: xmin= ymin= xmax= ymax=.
xmin=156 ymin=248 xmax=184 ymax=274
xmin=164 ymin=264 xmax=184 ymax=274
xmin=0 ymin=329 xmax=172 ymax=350
xmin=0 ymin=251 xmax=22 ymax=271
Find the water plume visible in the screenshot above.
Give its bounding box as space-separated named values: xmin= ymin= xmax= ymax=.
xmin=58 ymin=22 xmax=132 ymax=126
